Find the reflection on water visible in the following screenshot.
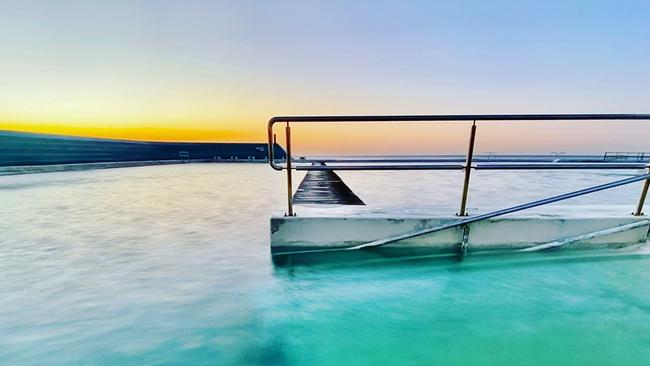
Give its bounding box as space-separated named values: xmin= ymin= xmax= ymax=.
xmin=1 ymin=164 xmax=649 ymax=365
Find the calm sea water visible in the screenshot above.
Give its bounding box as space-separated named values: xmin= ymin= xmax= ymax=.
xmin=1 ymin=164 xmax=650 ymax=365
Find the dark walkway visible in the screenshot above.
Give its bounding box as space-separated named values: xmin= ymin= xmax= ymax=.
xmin=293 ymin=163 xmax=365 ymax=205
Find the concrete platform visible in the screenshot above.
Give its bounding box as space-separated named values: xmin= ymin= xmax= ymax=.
xmin=273 ymin=162 xmax=650 ymax=257
xmin=271 ymin=205 xmax=650 ymax=255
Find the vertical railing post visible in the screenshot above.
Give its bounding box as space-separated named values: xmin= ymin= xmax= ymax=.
xmin=634 ymin=166 xmax=649 ymax=216
xmin=458 ymin=121 xmax=477 ymax=216
xmin=285 ymin=122 xmax=295 ymax=216
xmin=269 ymin=133 xmax=277 ymax=163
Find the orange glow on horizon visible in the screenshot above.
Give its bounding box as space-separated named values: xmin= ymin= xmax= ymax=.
xmin=3 ymin=119 xmax=650 ymax=156
xmin=0 ymin=121 xmax=260 ymax=143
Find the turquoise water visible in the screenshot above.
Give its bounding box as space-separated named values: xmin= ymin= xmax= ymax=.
xmin=1 ymin=164 xmax=650 ymax=365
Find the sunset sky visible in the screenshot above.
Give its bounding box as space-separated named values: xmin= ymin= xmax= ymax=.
xmin=1 ymin=1 xmax=650 ymax=154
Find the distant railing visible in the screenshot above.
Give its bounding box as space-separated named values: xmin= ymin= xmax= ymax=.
xmin=604 ymin=151 xmax=650 ymax=162
xmin=267 ymin=114 xmax=650 ymax=218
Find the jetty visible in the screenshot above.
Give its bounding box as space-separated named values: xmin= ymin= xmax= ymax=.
xmin=268 ymin=114 xmax=650 ymax=259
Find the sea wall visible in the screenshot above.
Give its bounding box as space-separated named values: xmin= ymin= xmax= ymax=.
xmin=0 ymin=130 xmax=286 ymax=167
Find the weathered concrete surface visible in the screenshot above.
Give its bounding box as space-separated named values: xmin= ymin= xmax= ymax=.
xmin=271 ymin=208 xmax=650 ymax=254
xmin=293 ymin=165 xmax=364 ymax=205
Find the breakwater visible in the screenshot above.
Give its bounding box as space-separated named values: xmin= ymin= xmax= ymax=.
xmin=0 ymin=130 xmax=285 ymax=167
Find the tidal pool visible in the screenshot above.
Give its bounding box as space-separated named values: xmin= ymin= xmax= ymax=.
xmin=1 ymin=164 xmax=649 ymax=365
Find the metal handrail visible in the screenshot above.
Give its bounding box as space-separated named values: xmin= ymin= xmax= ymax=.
xmin=297 ymin=155 xmax=650 ymax=163
xmin=300 ymin=159 xmax=647 ymax=164
xmin=279 ymin=162 xmax=648 ymax=171
xmin=604 ymin=151 xmax=650 ymax=161
xmin=347 ymin=172 xmax=650 ymax=251
xmin=267 ymin=114 xmax=650 ymax=217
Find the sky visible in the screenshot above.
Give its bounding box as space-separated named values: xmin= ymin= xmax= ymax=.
xmin=1 ymin=0 xmax=649 ymax=154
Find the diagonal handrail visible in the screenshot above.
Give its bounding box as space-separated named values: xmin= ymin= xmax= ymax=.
xmin=518 ymin=220 xmax=650 ymax=252
xmin=347 ymin=172 xmax=650 ymax=250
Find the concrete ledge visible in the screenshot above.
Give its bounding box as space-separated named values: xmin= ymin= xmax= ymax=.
xmin=271 ymin=214 xmax=650 ymax=254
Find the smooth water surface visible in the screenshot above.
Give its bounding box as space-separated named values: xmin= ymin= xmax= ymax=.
xmin=1 ymin=164 xmax=650 ymax=365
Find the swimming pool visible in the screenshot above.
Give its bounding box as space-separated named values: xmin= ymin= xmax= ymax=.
xmin=1 ymin=164 xmax=649 ymax=365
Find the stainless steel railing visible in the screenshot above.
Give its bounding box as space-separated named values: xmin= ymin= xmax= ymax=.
xmin=267 ymin=114 xmax=650 ymax=217
xmin=604 ymin=151 xmax=650 ymax=161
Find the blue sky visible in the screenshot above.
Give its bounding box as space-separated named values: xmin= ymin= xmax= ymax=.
xmin=1 ymin=1 xmax=649 ymax=153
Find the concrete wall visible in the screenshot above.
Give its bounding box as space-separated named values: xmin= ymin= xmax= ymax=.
xmin=0 ymin=130 xmax=286 ymax=166
xmin=271 ymin=214 xmax=650 ymax=254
